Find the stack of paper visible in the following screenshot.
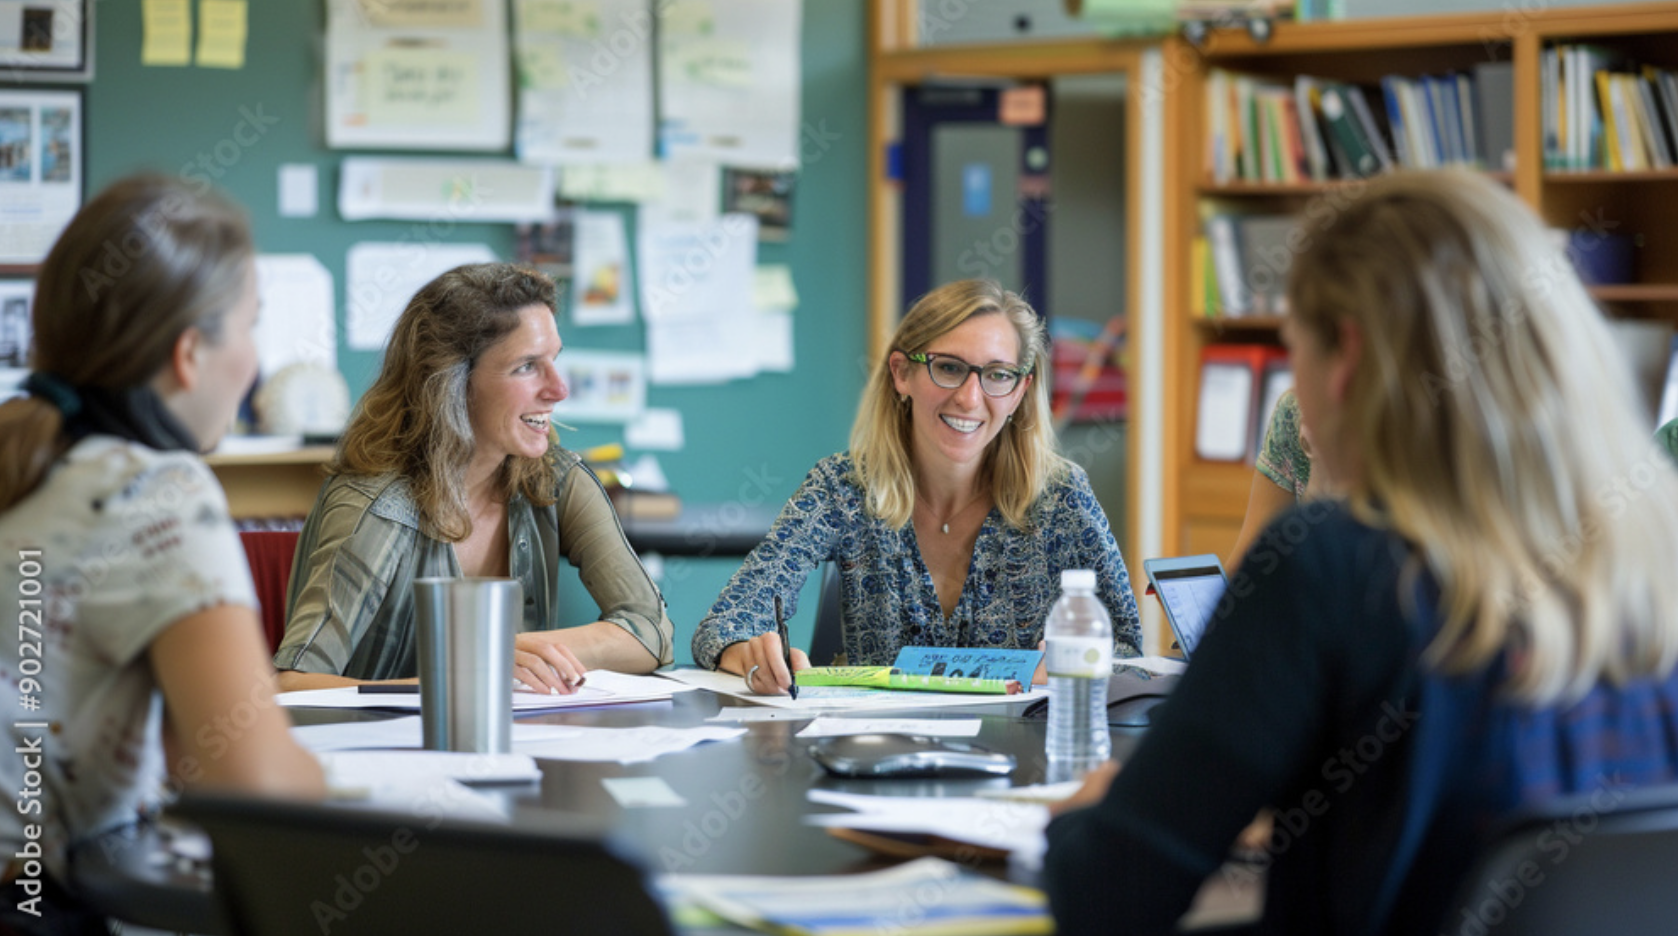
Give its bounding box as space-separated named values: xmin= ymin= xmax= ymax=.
xmin=661 ymin=857 xmax=1051 ymax=936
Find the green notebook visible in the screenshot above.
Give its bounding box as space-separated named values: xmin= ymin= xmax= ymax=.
xmin=793 ymin=666 xmax=1021 ymax=695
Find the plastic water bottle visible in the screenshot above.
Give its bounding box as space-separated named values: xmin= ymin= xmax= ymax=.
xmin=1045 ymin=569 xmax=1112 ymax=783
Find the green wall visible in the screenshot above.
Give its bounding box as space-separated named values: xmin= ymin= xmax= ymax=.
xmin=84 ymin=1 xmax=870 ymax=663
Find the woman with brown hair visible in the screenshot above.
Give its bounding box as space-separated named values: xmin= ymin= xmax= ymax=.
xmin=275 ymin=263 xmax=672 ymax=692
xmin=0 ymin=175 xmax=323 ymax=932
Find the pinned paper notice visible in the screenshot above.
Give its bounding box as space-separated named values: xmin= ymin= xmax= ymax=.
xmin=278 ymin=164 xmax=319 ymax=218
xmin=625 ymin=408 xmax=684 ymax=451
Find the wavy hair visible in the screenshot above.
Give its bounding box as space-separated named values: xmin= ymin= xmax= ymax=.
xmin=849 ymin=279 xmax=1066 ymax=530
xmin=0 ymin=173 xmax=253 ymax=512
xmin=1288 ymin=169 xmax=1678 ymax=703
xmin=331 ymin=263 xmax=559 ymax=541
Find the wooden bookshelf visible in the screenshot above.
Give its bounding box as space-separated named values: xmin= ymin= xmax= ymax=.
xmin=1167 ymin=2 xmax=1678 ymax=563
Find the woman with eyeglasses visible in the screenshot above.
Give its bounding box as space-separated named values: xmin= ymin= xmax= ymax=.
xmin=692 ymin=279 xmax=1141 ymax=695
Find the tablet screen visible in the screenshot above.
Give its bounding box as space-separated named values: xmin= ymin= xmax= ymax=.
xmin=1153 ymin=567 xmax=1227 ymax=659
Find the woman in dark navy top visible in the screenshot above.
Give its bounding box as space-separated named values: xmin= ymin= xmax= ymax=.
xmin=1043 ymin=170 xmax=1678 ymax=936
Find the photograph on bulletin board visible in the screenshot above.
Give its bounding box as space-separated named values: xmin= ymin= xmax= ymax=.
xmin=0 ymin=89 xmax=81 ymax=264
xmin=0 ymin=0 xmax=92 ymax=82
xmin=723 ymin=167 xmax=794 ymax=242
xmin=0 ymin=279 xmax=33 ymax=402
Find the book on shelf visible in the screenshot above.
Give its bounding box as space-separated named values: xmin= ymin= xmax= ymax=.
xmin=1196 ymin=344 xmax=1286 ymax=463
xmin=1475 ymin=62 xmax=1515 ymax=173
xmin=1201 ymin=212 xmax=1300 ymax=318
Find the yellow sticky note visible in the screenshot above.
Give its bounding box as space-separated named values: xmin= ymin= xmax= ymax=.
xmin=196 ymin=0 xmax=248 ymax=70
xmin=141 ymin=0 xmax=191 ymax=67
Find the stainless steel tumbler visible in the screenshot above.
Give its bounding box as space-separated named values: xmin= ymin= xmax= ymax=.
xmin=413 ymin=576 xmax=518 ymax=753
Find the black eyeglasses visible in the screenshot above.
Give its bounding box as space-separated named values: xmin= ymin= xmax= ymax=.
xmin=903 ymin=352 xmax=1031 ymax=397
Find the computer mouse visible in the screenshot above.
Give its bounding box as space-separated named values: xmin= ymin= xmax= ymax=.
xmin=807 ymin=734 xmax=1017 ymax=778
xmin=1107 ymin=692 xmax=1168 ymax=728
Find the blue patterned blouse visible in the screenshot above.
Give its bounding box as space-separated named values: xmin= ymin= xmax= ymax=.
xmin=692 ymin=453 xmax=1142 ymax=670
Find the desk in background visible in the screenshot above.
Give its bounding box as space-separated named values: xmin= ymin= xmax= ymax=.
xmin=203 ymin=445 xmax=333 ymax=521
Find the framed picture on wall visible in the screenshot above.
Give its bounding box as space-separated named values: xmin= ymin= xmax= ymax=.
xmin=0 ymin=89 xmax=82 ymax=265
xmin=0 ymin=0 xmax=92 ymax=82
xmin=0 ymin=278 xmax=32 ymax=402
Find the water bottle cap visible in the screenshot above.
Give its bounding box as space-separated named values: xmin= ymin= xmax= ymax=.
xmin=1060 ymin=569 xmax=1096 ymax=591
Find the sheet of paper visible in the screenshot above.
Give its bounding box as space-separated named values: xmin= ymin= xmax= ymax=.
xmin=658 ymin=157 xmax=720 ymax=225
xmin=603 ymin=776 xmax=687 ymax=808
xmin=278 ymin=164 xmax=319 ymax=218
xmin=558 ymin=162 xmax=665 ymax=202
xmin=638 ymin=210 xmax=759 ymax=385
xmin=0 ymin=280 xmax=33 ymax=374
xmin=345 ymin=241 xmax=498 ymax=350
xmin=292 ymin=715 xmax=425 ymax=752
xmin=662 ymin=857 xmax=1049 ymax=936
xmin=514 ymin=0 xmax=655 ymax=165
xmin=571 ymin=210 xmax=633 ymax=325
xmin=195 ymin=0 xmax=248 ymax=69
xmin=660 ymin=667 xmax=1049 ymax=713
xmin=514 ymin=724 xmax=745 ymax=763
xmin=745 ymin=309 xmax=793 ymax=373
xmin=554 ymin=349 xmax=645 ymax=422
xmin=141 ymin=0 xmax=192 ymax=66
xmin=325 ymin=0 xmax=510 ymax=150
xmin=1120 ymin=655 xmax=1187 ymax=676
xmin=624 ymin=408 xmax=684 ymax=451
xmin=339 ymin=157 xmax=556 ymax=222
xmin=278 ymin=670 xmax=681 ymax=712
xmin=254 ymin=254 xmax=337 ymax=376
xmin=320 ymin=750 xmax=541 ymax=789
xmin=752 ymin=264 xmax=797 ymax=310
xmin=658 ymin=0 xmax=802 ymax=168
xmin=795 ymin=718 xmax=983 ymax=739
xmin=804 ymin=789 xmax=1049 ymax=856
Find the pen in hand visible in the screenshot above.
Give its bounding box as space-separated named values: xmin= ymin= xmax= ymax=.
xmin=775 ymin=594 xmax=798 ymax=700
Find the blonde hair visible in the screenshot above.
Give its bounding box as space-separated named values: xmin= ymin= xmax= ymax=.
xmin=849 ymin=279 xmax=1066 ymax=530
xmin=1288 ymin=169 xmax=1678 ymax=703
xmin=0 ymin=174 xmax=253 ymax=512
xmin=332 ymin=263 xmax=561 ymax=542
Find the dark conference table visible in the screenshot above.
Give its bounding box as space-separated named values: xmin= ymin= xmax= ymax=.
xmin=73 ymin=683 xmax=1248 ymax=933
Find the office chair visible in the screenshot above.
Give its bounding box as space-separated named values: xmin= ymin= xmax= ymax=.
xmin=174 ymin=792 xmax=676 ymax=936
xmin=237 ymin=529 xmax=300 ymax=652
xmin=808 ymin=562 xmax=845 ymax=666
xmin=1440 ymin=782 xmax=1678 ymax=935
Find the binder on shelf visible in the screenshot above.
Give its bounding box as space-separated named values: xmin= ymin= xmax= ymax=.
xmin=1253 ymin=356 xmax=1294 ymax=462
xmin=1196 ymin=344 xmax=1284 ymax=463
xmin=1475 ymin=62 xmax=1515 ymax=172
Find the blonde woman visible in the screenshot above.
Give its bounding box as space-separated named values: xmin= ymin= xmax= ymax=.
xmin=0 ymin=176 xmax=323 ymax=930
xmin=1045 ymin=170 xmax=1678 ymax=935
xmin=692 ymin=279 xmax=1140 ymax=694
xmin=275 ymin=264 xmax=673 ymax=692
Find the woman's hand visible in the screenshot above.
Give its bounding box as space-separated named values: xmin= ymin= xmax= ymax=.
xmin=1048 ymin=761 xmax=1120 ymax=818
xmin=1033 ymin=639 xmax=1049 ymax=686
xmin=514 ymin=631 xmax=588 ymax=694
xmin=719 ymin=633 xmax=810 ymax=696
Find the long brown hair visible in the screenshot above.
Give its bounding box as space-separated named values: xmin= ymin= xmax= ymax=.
xmin=849 ymin=279 xmax=1065 ymax=530
xmin=332 ymin=263 xmax=560 ymax=541
xmin=0 ymin=173 xmax=253 ymax=512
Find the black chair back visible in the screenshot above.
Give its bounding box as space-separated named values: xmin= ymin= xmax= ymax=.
xmin=809 ymin=562 xmax=845 ymax=666
xmin=174 ymin=793 xmax=675 ymax=936
xmin=1442 ymin=783 xmax=1678 ymax=936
